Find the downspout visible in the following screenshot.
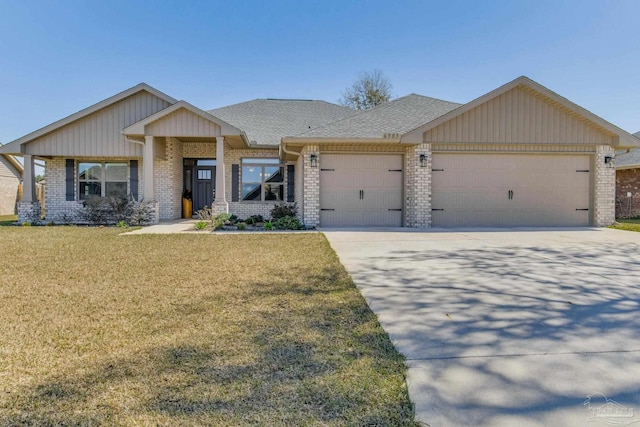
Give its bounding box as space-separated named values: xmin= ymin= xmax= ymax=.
xmin=280 ymin=142 xmax=301 ymax=160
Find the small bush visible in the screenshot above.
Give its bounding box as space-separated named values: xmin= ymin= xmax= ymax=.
xmin=194 ymin=221 xmax=208 ymax=230
xmin=127 ymin=202 xmax=153 ymax=226
xmin=196 ymin=206 xmax=214 ymax=222
xmin=245 ymin=215 xmax=264 ymax=225
xmin=116 ymin=220 xmax=128 ymax=228
xmin=273 ymin=215 xmax=304 ymax=230
xmin=271 ymin=202 xmax=298 ymax=220
xmin=21 ymin=222 xmax=31 ymax=227
xmin=263 ymin=220 xmax=274 ymax=230
xmin=236 ymin=222 xmax=247 ymax=231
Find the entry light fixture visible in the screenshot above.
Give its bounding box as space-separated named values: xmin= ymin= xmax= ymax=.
xmin=419 ymin=154 xmax=427 ymax=167
xmin=604 ymin=155 xmax=614 ymax=168
xmin=310 ymin=153 xmax=318 ymax=168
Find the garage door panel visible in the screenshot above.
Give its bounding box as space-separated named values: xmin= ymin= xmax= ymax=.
xmin=320 ymin=154 xmax=403 ymax=227
xmin=432 ymin=153 xmax=591 ymax=227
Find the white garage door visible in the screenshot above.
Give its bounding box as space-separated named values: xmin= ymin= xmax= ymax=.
xmin=320 ymin=154 xmax=403 ymax=227
xmin=431 ymin=154 xmax=591 ymax=227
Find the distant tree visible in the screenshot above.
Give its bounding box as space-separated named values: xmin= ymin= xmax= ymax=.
xmin=340 ymin=69 xmax=392 ymax=110
xmin=36 ymin=174 xmax=45 ymax=183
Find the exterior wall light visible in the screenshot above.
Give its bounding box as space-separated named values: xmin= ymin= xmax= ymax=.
xmin=310 ymin=153 xmax=318 ymax=168
xmin=419 ymin=154 xmax=427 ymax=167
xmin=604 ymin=156 xmax=614 ymax=168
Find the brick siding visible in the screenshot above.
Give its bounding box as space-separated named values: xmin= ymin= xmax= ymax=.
xmin=616 ymin=168 xmax=640 ymax=219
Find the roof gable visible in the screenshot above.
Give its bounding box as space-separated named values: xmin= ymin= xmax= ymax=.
xmin=124 ymin=101 xmax=242 ymax=138
xmin=402 ymin=76 xmax=640 ymax=148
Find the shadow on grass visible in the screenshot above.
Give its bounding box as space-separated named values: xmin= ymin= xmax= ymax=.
xmin=0 ymin=264 xmax=417 ymax=426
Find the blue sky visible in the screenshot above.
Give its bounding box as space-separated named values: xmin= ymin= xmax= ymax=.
xmin=1 ymin=0 xmax=639 ymax=144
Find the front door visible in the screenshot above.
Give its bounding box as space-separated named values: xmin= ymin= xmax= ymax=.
xmin=193 ymin=165 xmax=215 ymax=212
xmin=184 ymin=159 xmax=217 ymax=215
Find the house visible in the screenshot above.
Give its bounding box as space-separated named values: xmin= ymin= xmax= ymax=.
xmin=0 ymin=148 xmax=23 ymax=215
xmin=1 ymin=76 xmax=638 ymax=228
xmin=615 ymin=131 xmax=640 ymax=218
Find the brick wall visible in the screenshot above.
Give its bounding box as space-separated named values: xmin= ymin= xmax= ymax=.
xmin=301 ymin=145 xmax=320 ymax=227
xmin=43 ymin=157 xmax=144 ymax=223
xmin=616 ymin=168 xmax=640 ymax=219
xmin=405 ymin=143 xmax=431 ymax=227
xmin=155 ymin=137 xmax=183 ymax=220
xmin=593 ymin=145 xmax=616 ymax=226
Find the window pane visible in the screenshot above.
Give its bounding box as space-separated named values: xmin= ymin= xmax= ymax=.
xmin=265 ymin=166 xmax=283 ymax=183
xmin=242 ymin=158 xmax=279 ymax=164
xmin=79 ymin=163 xmax=102 ymax=181
xmin=265 ymin=184 xmax=284 ymax=201
xmin=197 ymin=170 xmax=212 ymax=180
xmin=106 ymin=182 xmax=127 ymax=198
xmin=242 ymin=183 xmax=262 ymax=201
xmin=242 ymin=166 xmax=262 ymax=182
xmin=105 ymin=163 xmax=127 ymax=181
xmin=196 ymin=159 xmax=216 ymax=166
xmin=79 ymin=182 xmax=101 ymax=200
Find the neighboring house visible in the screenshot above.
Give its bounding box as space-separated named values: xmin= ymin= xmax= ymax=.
xmin=1 ymin=76 xmax=638 ymax=228
xmin=0 ymin=147 xmax=23 ymax=215
xmin=614 ymin=131 xmax=640 ymax=218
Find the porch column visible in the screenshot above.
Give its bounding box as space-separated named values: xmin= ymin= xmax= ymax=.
xmin=143 ymin=135 xmax=155 ymax=201
xmin=22 ymin=154 xmax=36 ymax=203
xmin=214 ymin=136 xmax=228 ymax=213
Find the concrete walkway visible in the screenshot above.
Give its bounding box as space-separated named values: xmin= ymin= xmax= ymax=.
xmin=121 ymin=219 xmax=200 ymax=234
xmin=323 ymin=228 xmax=640 ymax=427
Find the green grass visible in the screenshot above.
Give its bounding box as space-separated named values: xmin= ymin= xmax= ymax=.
xmin=0 ymin=228 xmax=417 ymax=426
xmin=610 ymin=218 xmax=640 ymax=232
xmin=0 ymin=215 xmax=17 ymax=226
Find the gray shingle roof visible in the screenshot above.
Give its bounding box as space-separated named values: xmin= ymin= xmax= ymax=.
xmin=616 ymin=131 xmax=640 ymax=168
xmin=208 ymin=99 xmax=356 ymax=146
xmin=298 ymin=94 xmax=462 ymax=139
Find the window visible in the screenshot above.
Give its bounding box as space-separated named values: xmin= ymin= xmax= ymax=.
xmin=241 ymin=158 xmax=284 ymax=201
xmin=78 ymin=162 xmax=128 ymax=200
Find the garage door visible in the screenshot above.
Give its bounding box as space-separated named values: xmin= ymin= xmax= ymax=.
xmin=320 ymin=154 xmax=403 ymax=226
xmin=431 ymin=154 xmax=591 ymax=227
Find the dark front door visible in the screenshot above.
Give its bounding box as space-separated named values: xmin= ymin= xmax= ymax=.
xmin=193 ymin=166 xmax=215 ymax=212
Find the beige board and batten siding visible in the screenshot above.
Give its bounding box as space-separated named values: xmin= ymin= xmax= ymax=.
xmin=320 ymin=154 xmax=403 ymax=227
xmin=145 ymin=108 xmax=222 ymax=137
xmin=431 ymin=153 xmax=591 ymax=227
xmin=422 ymin=86 xmax=616 ymax=145
xmin=24 ymin=91 xmax=172 ymax=157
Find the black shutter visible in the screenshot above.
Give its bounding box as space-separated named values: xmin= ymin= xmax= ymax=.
xmin=231 ymin=164 xmax=239 ymax=202
xmin=65 ymin=159 xmax=74 ymax=201
xmin=130 ymin=160 xmax=139 ymax=201
xmin=287 ymin=164 xmax=295 ymax=202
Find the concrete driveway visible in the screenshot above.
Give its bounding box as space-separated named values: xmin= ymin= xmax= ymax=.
xmin=322 ymin=228 xmax=640 ymax=427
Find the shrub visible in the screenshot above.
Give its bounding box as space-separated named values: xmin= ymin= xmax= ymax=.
xmin=116 ymin=220 xmax=128 ymax=228
xmin=194 ymin=221 xmax=208 ymax=230
xmin=271 ymin=202 xmax=298 ymax=220
xmin=79 ymin=197 xmax=111 ymax=225
xmin=196 ymin=206 xmax=214 ymax=222
xmin=263 ymin=220 xmax=274 ymax=230
xmin=127 ymin=202 xmax=153 ymax=226
xmin=273 ymin=215 xmax=304 ymax=230
xmin=236 ymin=222 xmax=247 ymax=231
xmin=245 ymin=215 xmax=264 ymax=225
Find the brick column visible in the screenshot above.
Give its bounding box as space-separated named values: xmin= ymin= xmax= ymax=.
xmin=593 ymin=145 xmax=616 ymax=227
xmin=405 ymin=143 xmax=432 ymax=228
xmin=302 ymin=145 xmax=320 ymax=228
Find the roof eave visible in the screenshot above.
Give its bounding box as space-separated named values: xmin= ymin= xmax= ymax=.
xmin=4 ymin=83 xmax=178 ymax=151
xmin=282 ymin=137 xmax=403 ymax=145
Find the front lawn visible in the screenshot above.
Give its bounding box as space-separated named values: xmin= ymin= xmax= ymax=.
xmin=610 ymin=218 xmax=640 ymax=232
xmin=0 ymin=215 xmax=17 ymax=226
xmin=0 ymin=228 xmax=416 ymax=426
